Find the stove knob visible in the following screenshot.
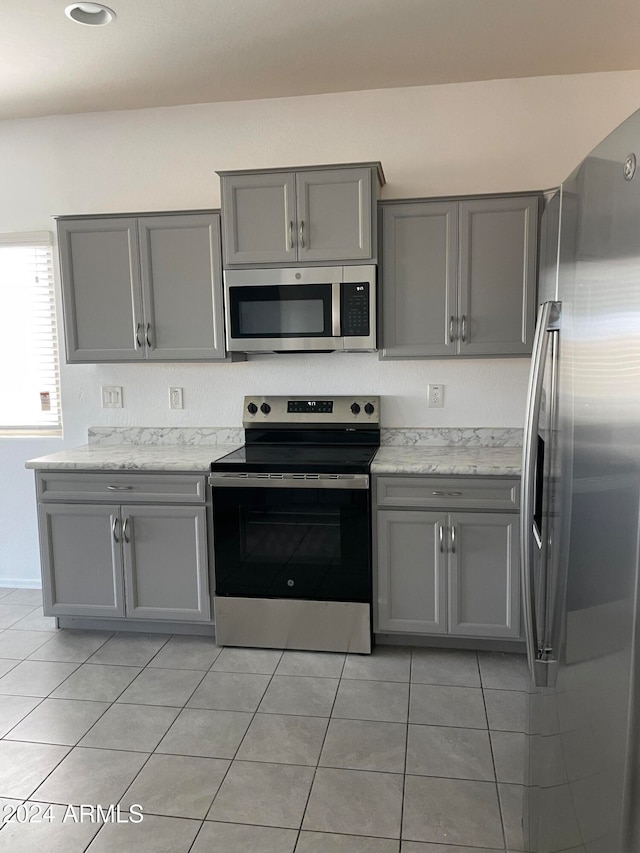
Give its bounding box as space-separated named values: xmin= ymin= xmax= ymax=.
xmin=364 ymin=402 xmax=375 ymax=415
xmin=247 ymin=402 xmax=258 ymax=415
xmin=260 ymin=402 xmax=271 ymax=415
xmin=350 ymin=402 xmax=361 ymax=415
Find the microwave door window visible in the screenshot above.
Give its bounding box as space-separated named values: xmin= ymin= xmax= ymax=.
xmin=230 ymin=284 xmax=333 ymax=338
xmin=239 ymin=299 xmax=325 ymax=337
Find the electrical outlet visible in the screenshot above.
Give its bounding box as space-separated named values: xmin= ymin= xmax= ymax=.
xmin=169 ymin=387 xmax=184 ymax=410
xmin=101 ymin=386 xmax=123 ymax=408
xmin=427 ymin=384 xmax=444 ymax=408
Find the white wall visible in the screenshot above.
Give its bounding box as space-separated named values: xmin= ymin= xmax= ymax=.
xmin=2 ymin=71 xmax=640 ymax=585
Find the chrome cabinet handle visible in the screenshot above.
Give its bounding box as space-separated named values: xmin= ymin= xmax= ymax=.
xmin=299 ymin=220 xmax=305 ymax=248
xmin=439 ymin=524 xmax=444 ymax=553
xmin=112 ymin=516 xmax=120 ymax=544
xmin=135 ymin=322 xmax=142 ymax=349
xmin=107 ymin=485 xmax=132 ymax=491
xmin=450 ymin=525 xmax=456 ymax=554
xmin=122 ymin=517 xmax=130 ymax=543
xmin=145 ymin=323 xmax=152 ymax=347
xmin=432 ymin=491 xmax=463 ymax=497
xmin=449 ymin=315 xmax=456 ymax=342
xmin=460 ymin=315 xmax=467 ymax=343
xmin=289 ymin=221 xmax=295 ymax=250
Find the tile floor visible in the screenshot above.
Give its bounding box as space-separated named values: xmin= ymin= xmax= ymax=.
xmin=0 ymin=588 xmax=528 ymax=852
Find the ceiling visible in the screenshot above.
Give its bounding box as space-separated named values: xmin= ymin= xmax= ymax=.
xmin=2 ymin=0 xmax=640 ymax=121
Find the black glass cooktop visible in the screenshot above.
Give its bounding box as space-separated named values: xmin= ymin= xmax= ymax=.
xmin=210 ymin=443 xmax=378 ymax=475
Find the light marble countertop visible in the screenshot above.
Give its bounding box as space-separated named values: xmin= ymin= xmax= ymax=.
xmin=26 ymin=442 xmax=522 ymax=477
xmin=371 ymin=446 xmax=522 ymax=476
xmin=25 ymin=444 xmax=241 ymax=472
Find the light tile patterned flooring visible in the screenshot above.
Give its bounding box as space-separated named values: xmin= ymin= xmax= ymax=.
xmin=0 ymin=588 xmax=528 ymax=852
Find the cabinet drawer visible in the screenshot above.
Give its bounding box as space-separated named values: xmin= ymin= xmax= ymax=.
xmin=375 ymin=476 xmax=520 ymax=511
xmin=37 ymin=472 xmax=206 ymax=504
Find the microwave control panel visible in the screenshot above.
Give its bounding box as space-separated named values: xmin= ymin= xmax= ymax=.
xmin=341 ymin=282 xmax=370 ymax=337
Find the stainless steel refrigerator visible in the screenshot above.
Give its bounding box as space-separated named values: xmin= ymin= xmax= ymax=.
xmin=521 ymin=109 xmax=640 ymax=852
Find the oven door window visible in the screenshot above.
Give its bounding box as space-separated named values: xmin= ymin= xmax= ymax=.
xmin=212 ymin=486 xmax=370 ymax=602
xmin=229 ymin=284 xmax=333 ymax=339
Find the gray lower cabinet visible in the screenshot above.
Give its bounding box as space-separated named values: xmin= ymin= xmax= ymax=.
xmin=375 ymin=476 xmax=521 ymax=641
xmin=447 ymin=511 xmax=520 ymax=638
xmin=376 ymin=510 xmax=447 ymax=634
xmin=219 ymin=164 xmax=383 ymax=266
xmin=380 ymin=194 xmax=539 ymax=358
xmin=58 ymin=211 xmax=226 ymax=362
xmin=122 ymin=505 xmax=209 ymax=621
xmin=39 ymin=503 xmax=126 ymax=618
xmin=37 ymin=473 xmax=211 ymax=623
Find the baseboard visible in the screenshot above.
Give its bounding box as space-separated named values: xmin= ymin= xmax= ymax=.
xmin=0 ymin=579 xmax=42 ymax=590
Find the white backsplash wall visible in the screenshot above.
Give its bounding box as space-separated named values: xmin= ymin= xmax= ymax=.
xmin=3 ymin=69 xmax=640 ymax=584
xmin=74 ymin=354 xmax=529 ymax=430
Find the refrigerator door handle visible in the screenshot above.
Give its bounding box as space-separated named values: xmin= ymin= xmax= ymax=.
xmin=521 ymin=300 xmax=561 ymax=687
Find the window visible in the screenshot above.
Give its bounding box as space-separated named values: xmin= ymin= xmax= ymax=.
xmin=0 ymin=232 xmax=62 ymax=436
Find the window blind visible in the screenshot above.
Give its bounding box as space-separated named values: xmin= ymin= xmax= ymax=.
xmin=0 ymin=232 xmax=62 ymax=436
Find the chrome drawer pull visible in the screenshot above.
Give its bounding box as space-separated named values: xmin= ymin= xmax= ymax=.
xmin=107 ymin=485 xmax=133 ymax=491
xmin=112 ymin=516 xmax=120 ymax=543
xmin=432 ymin=490 xmax=463 ymax=497
xmin=123 ymin=516 xmax=130 ymax=543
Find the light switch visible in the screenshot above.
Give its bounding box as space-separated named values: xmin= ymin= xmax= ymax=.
xmin=101 ymin=386 xmax=123 ymax=408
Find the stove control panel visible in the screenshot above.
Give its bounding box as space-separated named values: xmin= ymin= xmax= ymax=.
xmin=243 ymin=396 xmax=379 ymax=426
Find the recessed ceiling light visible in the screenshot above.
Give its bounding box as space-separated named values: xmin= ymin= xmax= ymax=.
xmin=64 ymin=3 xmax=116 ymax=26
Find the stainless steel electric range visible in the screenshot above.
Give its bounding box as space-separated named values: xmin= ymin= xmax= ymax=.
xmin=209 ymin=396 xmax=380 ymax=654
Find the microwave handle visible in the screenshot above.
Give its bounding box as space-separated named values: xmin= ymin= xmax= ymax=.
xmin=332 ymin=282 xmax=341 ymax=337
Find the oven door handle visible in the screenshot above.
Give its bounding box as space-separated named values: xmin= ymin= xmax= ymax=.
xmin=209 ymin=473 xmax=369 ymax=490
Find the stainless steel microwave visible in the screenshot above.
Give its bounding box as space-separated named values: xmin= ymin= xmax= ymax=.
xmin=224 ymin=265 xmax=376 ymax=353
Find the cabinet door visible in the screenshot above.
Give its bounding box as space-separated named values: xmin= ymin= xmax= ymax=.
xmin=376 ymin=510 xmax=447 ymax=634
xmin=38 ymin=504 xmax=125 ymax=618
xmin=138 ymin=213 xmax=226 ymax=360
xmin=459 ymin=196 xmax=538 ymax=355
xmin=296 ymin=168 xmax=373 ymax=262
xmin=447 ymin=512 xmax=520 ymax=638
xmin=122 ymin=505 xmax=210 ymax=622
xmin=380 ymin=202 xmax=458 ymax=357
xmin=58 ymin=218 xmax=144 ymax=362
xmin=221 ymin=173 xmax=296 ymax=265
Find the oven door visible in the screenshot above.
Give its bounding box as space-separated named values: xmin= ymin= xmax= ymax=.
xmin=210 ymin=474 xmax=371 ymax=602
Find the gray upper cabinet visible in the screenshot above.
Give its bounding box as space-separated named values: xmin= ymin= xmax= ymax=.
xmin=380 ymin=194 xmax=539 ymax=358
xmin=137 ymin=214 xmax=225 ymax=360
xmin=58 ymin=211 xmax=227 ymax=362
xmin=219 ymin=163 xmax=383 ymax=267
xmin=458 ymin=196 xmax=538 ymax=355
xmin=381 ymin=202 xmax=458 ymax=357
xmin=220 ymin=172 xmax=297 ymax=265
xmin=58 ymin=218 xmax=144 ymax=362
